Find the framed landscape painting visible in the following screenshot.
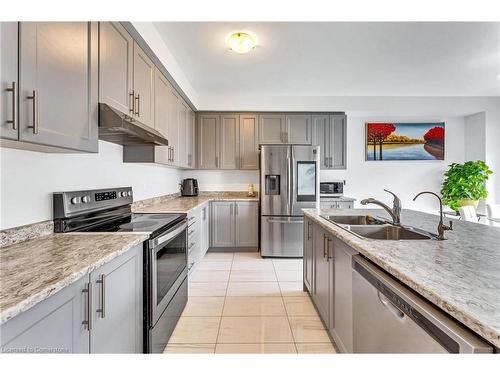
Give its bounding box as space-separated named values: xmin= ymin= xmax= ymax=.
xmin=365 ymin=122 xmax=445 ymax=161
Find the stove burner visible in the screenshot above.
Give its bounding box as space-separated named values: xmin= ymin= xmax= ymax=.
xmin=119 ymin=221 xmax=157 ymax=230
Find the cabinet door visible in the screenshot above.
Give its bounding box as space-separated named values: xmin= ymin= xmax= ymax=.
xmin=177 ymin=100 xmax=188 ymax=167
xmin=235 ymin=201 xmax=258 ymax=247
xmin=197 ymin=114 xmax=219 ymax=169
xmin=153 ymin=68 xmax=170 ymax=164
xmin=259 ymin=114 xmax=285 ymax=144
xmin=133 ymin=42 xmax=155 ymax=128
xmin=98 ymin=22 xmax=133 ymax=115
xmin=200 ymin=203 xmax=210 ymax=256
xmin=0 ymin=22 xmax=18 ymax=140
xmin=303 ymin=218 xmax=314 ymax=293
xmin=90 ymin=244 xmax=143 ymax=353
xmin=186 ymin=110 xmax=196 ymax=168
xmin=286 ymin=114 xmax=311 ymax=144
xmin=19 ymin=22 xmax=98 ymax=152
xmin=333 ymin=239 xmax=357 ymax=353
xmin=239 ymin=114 xmax=259 ymax=170
xmin=336 ymin=201 xmax=353 ymax=209
xmin=0 ymin=276 xmax=89 ymax=353
xmin=220 ymin=113 xmax=239 ymax=169
xmin=312 ymin=115 xmax=329 ymax=169
xmin=210 ymin=201 xmax=235 ymax=247
xmin=167 ymin=86 xmax=180 ymax=164
xmin=312 ymin=224 xmax=330 ymax=326
xmin=330 ymin=114 xmax=347 ymax=169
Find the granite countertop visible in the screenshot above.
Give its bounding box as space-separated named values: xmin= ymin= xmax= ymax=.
xmin=133 ymin=192 xmax=259 ymax=214
xmin=0 ymin=232 xmax=148 ymax=325
xmin=303 ymin=208 xmax=500 ymax=348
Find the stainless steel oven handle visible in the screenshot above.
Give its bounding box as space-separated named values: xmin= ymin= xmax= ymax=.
xmin=149 ymin=219 xmax=187 ymax=248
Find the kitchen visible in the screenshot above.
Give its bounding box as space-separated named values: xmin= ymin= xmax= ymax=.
xmin=1 ymin=2 xmax=500 ymax=371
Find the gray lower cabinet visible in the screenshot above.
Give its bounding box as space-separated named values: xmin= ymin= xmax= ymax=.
xmin=210 ymin=201 xmax=258 ymax=248
xmin=320 ymin=199 xmax=355 ymax=210
xmin=0 ymin=275 xmax=89 ymax=353
xmin=239 ymin=114 xmax=259 ymax=169
xmin=1 ymin=22 xmax=98 ymax=152
xmin=0 ymin=244 xmax=143 ymax=353
xmin=98 ymin=22 xmax=134 ymax=116
xmin=312 ymin=114 xmax=347 ymax=169
xmin=200 ymin=203 xmax=210 ymax=255
xmin=311 ymin=224 xmax=332 ymax=325
xmin=303 ymin=217 xmax=314 ymax=293
xmin=0 ymin=22 xmax=18 ymax=141
xmin=187 ymin=207 xmax=201 ymax=272
xmin=89 ymin=244 xmax=143 ymax=353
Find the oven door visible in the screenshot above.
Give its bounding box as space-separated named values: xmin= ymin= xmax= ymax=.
xmin=149 ymin=219 xmax=187 ymax=325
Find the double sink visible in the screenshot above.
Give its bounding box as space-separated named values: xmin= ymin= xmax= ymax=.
xmin=321 ymin=215 xmax=435 ymax=240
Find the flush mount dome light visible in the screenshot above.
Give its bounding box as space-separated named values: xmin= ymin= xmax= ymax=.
xmin=225 ymin=32 xmax=257 ymax=54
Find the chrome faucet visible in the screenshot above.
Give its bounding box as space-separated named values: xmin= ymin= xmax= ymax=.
xmin=360 ymin=189 xmax=401 ymax=225
xmin=413 ymin=191 xmax=453 ymax=240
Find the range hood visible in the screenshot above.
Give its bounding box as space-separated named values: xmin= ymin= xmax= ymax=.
xmin=98 ymin=103 xmax=168 ymax=146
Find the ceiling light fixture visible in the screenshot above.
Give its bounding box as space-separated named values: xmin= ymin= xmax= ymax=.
xmin=225 ymin=32 xmax=257 ymax=54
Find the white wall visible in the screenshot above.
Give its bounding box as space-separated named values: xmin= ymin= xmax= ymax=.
xmin=0 ymin=141 xmax=182 ymax=230
xmin=464 ymin=112 xmax=486 ymax=162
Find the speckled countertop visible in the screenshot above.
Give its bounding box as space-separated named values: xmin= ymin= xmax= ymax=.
xmin=0 ymin=233 xmax=148 ymax=324
xmin=303 ymin=208 xmax=500 ymax=348
xmin=133 ymin=192 xmax=259 ymax=214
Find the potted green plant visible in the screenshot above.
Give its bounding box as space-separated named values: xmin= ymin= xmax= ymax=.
xmin=441 ymin=160 xmax=493 ymax=211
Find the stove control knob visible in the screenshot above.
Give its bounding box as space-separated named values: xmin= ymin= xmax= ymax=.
xmin=127 ymin=191 xmax=132 ymax=197
xmin=82 ymin=196 xmax=91 ymax=203
xmin=70 ymin=197 xmax=81 ymax=205
xmin=120 ymin=191 xmax=127 ymax=197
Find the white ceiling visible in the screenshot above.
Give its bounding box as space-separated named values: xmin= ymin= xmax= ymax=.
xmin=153 ymin=22 xmax=500 ymax=98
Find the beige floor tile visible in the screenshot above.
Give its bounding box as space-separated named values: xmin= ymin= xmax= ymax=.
xmin=223 ymin=296 xmax=286 ymax=316
xmin=231 ymin=260 xmax=274 ymax=271
xmin=218 ymin=316 xmax=294 ymax=343
xmin=275 ymin=269 xmax=303 ymax=282
xmin=272 ymin=259 xmax=303 ymax=271
xmin=295 ymin=343 xmax=336 ymax=354
xmin=233 ymin=252 xmax=262 ymax=261
xmin=283 ymin=296 xmax=318 ymax=316
xmin=230 ymin=270 xmax=277 ymax=282
xmin=168 ymin=316 xmax=221 ymax=344
xmin=189 ymin=282 xmax=228 ymax=297
xmin=288 ymin=316 xmax=331 ymax=343
xmin=190 ymin=270 xmax=230 ymax=282
xmin=226 ymin=282 xmax=281 ymax=297
xmin=203 ymin=252 xmax=234 ymax=262
xmin=182 ymin=297 xmax=225 ymax=317
xmin=164 ymin=343 xmax=216 ymax=354
xmin=279 ymin=282 xmax=308 ymax=297
xmin=196 ymin=261 xmax=233 ymax=271
xmin=215 ymin=343 xmax=297 ymax=354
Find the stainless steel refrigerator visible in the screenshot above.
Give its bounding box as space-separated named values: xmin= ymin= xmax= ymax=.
xmin=260 ymin=145 xmax=320 ymax=257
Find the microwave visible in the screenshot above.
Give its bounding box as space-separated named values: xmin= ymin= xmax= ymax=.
xmin=320 ymin=181 xmax=344 ymax=197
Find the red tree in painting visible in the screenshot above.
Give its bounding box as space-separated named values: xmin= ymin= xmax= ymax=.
xmin=424 ymin=126 xmax=445 ymax=146
xmin=367 ymin=123 xmax=396 ymax=160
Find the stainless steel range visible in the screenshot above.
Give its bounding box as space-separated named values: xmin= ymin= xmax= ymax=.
xmin=53 ymin=187 xmax=187 ymax=353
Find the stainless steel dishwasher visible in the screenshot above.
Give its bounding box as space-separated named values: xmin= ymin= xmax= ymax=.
xmin=352 ymin=255 xmax=493 ymax=353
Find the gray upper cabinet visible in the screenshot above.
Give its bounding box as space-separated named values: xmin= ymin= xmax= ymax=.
xmin=90 ymin=244 xmax=143 ymax=353
xmin=210 ymin=201 xmax=235 ymax=247
xmin=132 ymin=42 xmax=155 ymax=128
xmin=235 ymin=201 xmax=259 ymax=247
xmin=98 ymin=22 xmax=134 ymax=115
xmin=286 ymin=114 xmax=312 ymax=144
xmin=167 ymin=86 xmax=180 ymax=165
xmin=0 ymin=275 xmax=90 ymax=353
xmin=152 ymin=68 xmax=171 ymax=165
xmin=186 ymin=109 xmax=196 ymax=168
xmin=197 ymin=113 xmax=219 ymax=169
xmin=312 ymin=114 xmax=347 ymax=169
xmin=220 ymin=114 xmax=239 ymax=169
xmin=16 ymin=22 xmax=98 ymax=152
xmin=0 ymin=22 xmax=18 ymax=141
xmin=259 ymin=114 xmax=285 ymax=144
xmin=303 ymin=217 xmax=314 ymax=293
xmin=177 ymin=100 xmax=188 ymax=167
xmin=239 ymin=114 xmax=259 ymax=170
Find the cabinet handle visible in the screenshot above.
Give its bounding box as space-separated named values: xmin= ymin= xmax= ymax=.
xmin=307 ymin=221 xmax=312 ymax=240
xmin=323 ymin=234 xmax=328 ymax=259
xmin=96 ymin=274 xmax=106 ymax=318
xmin=129 ymin=90 xmax=135 ymax=114
xmin=6 ymin=81 xmax=17 ymax=130
xmin=171 ymin=146 xmax=175 ymax=162
xmin=188 ymin=229 xmax=195 ymax=236
xmin=135 ymin=94 xmax=140 ymax=116
xmin=82 ymin=282 xmax=92 ymax=330
xmin=285 ymin=131 xmax=289 ymax=143
xmin=235 ymin=203 xmax=238 ymax=216
xmin=27 ymin=90 xmax=38 ymax=134
xmin=326 ymin=237 xmax=332 ymax=262
xmin=215 ymin=156 xmax=219 ymax=168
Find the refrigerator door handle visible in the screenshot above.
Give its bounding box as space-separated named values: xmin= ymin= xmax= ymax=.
xmin=288 ymin=147 xmax=293 ymax=215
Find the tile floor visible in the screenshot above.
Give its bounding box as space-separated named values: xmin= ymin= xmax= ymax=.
xmin=164 ymin=252 xmax=336 ymax=354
